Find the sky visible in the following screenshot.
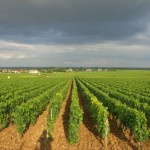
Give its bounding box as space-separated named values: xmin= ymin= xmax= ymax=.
xmin=0 ymin=0 xmax=150 ymax=67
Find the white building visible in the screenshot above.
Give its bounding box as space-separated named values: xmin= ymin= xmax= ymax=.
xmin=86 ymin=69 xmax=92 ymax=72
xmin=66 ymin=68 xmax=73 ymax=72
xmin=29 ymin=70 xmax=39 ymax=74
xmin=98 ymin=69 xmax=102 ymax=71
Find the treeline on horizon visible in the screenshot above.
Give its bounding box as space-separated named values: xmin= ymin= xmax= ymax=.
xmin=0 ymin=67 xmax=150 ymax=73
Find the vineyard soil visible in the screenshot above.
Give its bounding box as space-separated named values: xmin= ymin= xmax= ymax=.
xmin=0 ymin=108 xmax=48 ymax=150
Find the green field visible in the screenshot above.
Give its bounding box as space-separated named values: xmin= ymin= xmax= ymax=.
xmin=0 ymin=70 xmax=150 ymax=145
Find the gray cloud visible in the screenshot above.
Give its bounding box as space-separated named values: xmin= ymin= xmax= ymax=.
xmin=0 ymin=0 xmax=150 ymax=44
xmin=1 ymin=0 xmax=150 ymax=23
xmin=0 ymin=0 xmax=150 ymax=67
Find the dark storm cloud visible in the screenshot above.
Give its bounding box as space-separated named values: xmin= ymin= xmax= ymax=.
xmin=1 ymin=0 xmax=150 ymax=23
xmin=0 ymin=0 xmax=150 ymax=44
xmin=0 ymin=0 xmax=150 ymax=67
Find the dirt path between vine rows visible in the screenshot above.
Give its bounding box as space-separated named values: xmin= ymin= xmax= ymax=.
xmin=78 ymin=91 xmax=150 ymax=150
xmin=43 ymin=82 xmax=104 ymax=150
xmin=0 ymin=107 xmax=48 ymax=150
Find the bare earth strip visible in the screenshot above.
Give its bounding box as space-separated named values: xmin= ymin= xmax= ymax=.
xmin=47 ymin=83 xmax=105 ymax=150
xmin=78 ymin=91 xmax=150 ymax=150
xmin=0 ymin=108 xmax=48 ymax=150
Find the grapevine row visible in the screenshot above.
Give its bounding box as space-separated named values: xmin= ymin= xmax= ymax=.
xmin=78 ymin=78 xmax=149 ymax=142
xmin=47 ymin=80 xmax=71 ymax=138
xmin=14 ymin=79 xmax=68 ymax=135
xmin=0 ymin=79 xmax=62 ymax=130
xmin=82 ymin=78 xmax=150 ymax=125
xmin=76 ymin=78 xmax=109 ymax=140
xmin=68 ymin=80 xmax=83 ymax=143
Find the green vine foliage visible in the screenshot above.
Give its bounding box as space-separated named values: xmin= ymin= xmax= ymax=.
xmin=0 ymin=78 xmax=62 ymax=131
xmin=84 ymin=79 xmax=150 ymax=126
xmin=76 ymin=79 xmax=109 ymax=139
xmin=68 ymin=80 xmax=83 ymax=144
xmin=47 ymin=80 xmax=71 ymax=138
xmin=14 ymin=80 xmax=68 ymax=135
xmin=0 ymin=102 xmax=8 ymax=130
xmin=13 ymin=103 xmax=30 ymax=135
xmin=79 ymin=78 xmax=149 ymax=142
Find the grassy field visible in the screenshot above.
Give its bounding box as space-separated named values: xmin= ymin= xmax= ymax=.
xmin=1 ymin=69 xmax=150 ymax=78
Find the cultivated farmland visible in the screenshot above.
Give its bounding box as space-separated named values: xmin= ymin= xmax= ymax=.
xmin=0 ymin=70 xmax=150 ymax=150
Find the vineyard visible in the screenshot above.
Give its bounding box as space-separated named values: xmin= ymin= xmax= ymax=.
xmin=0 ymin=71 xmax=150 ymax=150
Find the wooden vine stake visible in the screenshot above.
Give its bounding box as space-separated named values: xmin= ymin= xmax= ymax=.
xmin=138 ymin=142 xmax=143 ymax=150
xmin=105 ymin=119 xmax=109 ymax=149
xmin=18 ymin=132 xmax=22 ymax=139
xmin=51 ymin=108 xmax=53 ymax=120
xmin=44 ymin=117 xmax=47 ymax=129
xmin=44 ymin=117 xmax=49 ymax=138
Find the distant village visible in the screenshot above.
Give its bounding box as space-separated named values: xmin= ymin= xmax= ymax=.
xmin=0 ymin=67 xmax=109 ymax=74
xmin=0 ymin=69 xmax=40 ymax=74
xmin=0 ymin=67 xmax=149 ymax=75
